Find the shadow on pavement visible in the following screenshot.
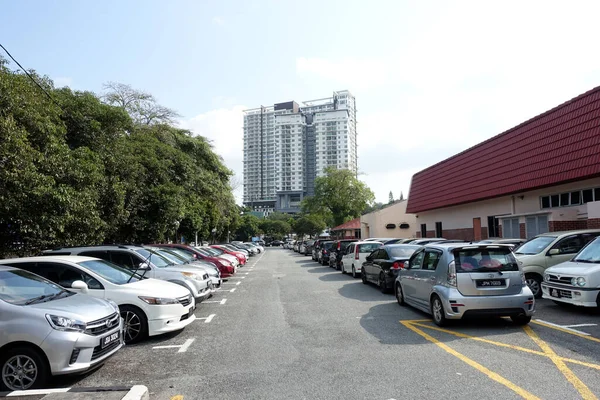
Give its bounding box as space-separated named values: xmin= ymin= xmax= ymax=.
xmin=306 ymin=266 xmax=334 ymax=273
xmin=295 ymin=259 xmax=314 ymax=264
xmin=318 ymin=272 xmax=357 ymax=282
xmin=338 ymin=281 xmax=394 ymax=302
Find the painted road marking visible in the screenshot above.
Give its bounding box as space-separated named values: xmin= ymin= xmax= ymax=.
xmin=170 ymin=396 xmax=184 ymax=400
xmin=230 ymin=288 xmax=236 ymax=293
xmin=534 ymin=319 xmax=593 ymax=337
xmin=153 ymin=338 xmax=195 ymax=353
xmin=228 ymin=276 xmax=246 ymax=279
xmin=401 ymin=321 xmax=540 ymax=399
xmin=221 ymin=281 xmax=241 ymax=285
xmin=196 ymin=314 xmax=215 ymax=323
xmin=203 ymin=299 xmax=227 ymax=304
xmin=565 ymin=323 xmax=597 ymax=328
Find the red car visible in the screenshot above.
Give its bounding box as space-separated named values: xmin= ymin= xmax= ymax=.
xmin=211 ymin=244 xmax=247 ymax=265
xmin=150 ymin=243 xmax=236 ymax=278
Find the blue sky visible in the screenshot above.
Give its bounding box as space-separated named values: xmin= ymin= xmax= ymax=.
xmin=3 ymin=1 xmax=600 ymax=204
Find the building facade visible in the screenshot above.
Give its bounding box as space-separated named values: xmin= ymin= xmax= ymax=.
xmin=360 ymin=200 xmax=418 ymax=239
xmin=406 ymin=86 xmax=600 ymax=240
xmin=243 ymin=91 xmax=357 ymax=214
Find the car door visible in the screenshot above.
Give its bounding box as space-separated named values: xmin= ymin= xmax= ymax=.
xmin=363 ymin=249 xmax=378 ymax=280
xmin=33 ymin=262 xmax=104 ymax=295
xmin=402 ymin=250 xmax=425 ymax=302
xmin=412 ymin=249 xmax=443 ymax=308
xmin=343 ymin=244 xmax=354 ymax=266
xmin=373 ymin=249 xmax=391 ymax=278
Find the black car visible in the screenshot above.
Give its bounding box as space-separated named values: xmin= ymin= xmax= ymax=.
xmin=361 ymin=244 xmax=421 ymax=293
xmin=319 ymin=241 xmax=335 ymax=265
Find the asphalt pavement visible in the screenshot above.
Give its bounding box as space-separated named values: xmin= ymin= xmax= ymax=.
xmin=57 ymin=247 xmax=600 ymax=399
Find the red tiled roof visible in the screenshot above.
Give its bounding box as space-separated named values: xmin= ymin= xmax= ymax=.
xmin=331 ymin=218 xmax=360 ymax=231
xmin=406 ymin=87 xmax=600 ymax=213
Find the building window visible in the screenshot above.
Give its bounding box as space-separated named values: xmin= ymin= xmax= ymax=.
xmin=502 ymin=218 xmax=520 ymax=239
xmin=540 ymin=187 xmax=600 ymax=209
xmin=435 ymin=222 xmax=443 ymax=237
xmin=420 ymin=224 xmax=427 ymax=238
xmin=487 ymin=216 xmax=499 ymax=238
xmin=525 ymin=215 xmax=549 ymax=239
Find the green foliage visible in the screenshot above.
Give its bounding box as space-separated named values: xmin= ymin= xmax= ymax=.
xmin=301 ymin=167 xmax=375 ymax=227
xmin=259 ymin=219 xmax=291 ymax=240
xmin=235 ymin=214 xmax=261 ymax=241
xmin=0 ymin=60 xmax=237 ymax=256
xmin=292 ymin=215 xmax=326 ymax=238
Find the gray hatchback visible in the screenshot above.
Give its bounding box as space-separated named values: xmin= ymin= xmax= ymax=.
xmin=395 ymin=243 xmax=535 ymax=326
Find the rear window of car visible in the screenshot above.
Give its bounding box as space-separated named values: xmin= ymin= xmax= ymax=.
xmin=388 ymin=245 xmax=420 ymax=258
xmin=358 ymin=243 xmax=381 ymax=253
xmin=453 ymin=247 xmax=519 ymax=273
xmin=323 ymin=242 xmax=335 ymax=250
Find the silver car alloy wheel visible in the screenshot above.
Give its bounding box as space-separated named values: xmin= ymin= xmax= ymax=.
xmin=2 ymin=355 xmax=37 ymax=391
xmin=123 ymin=311 xmax=142 ymax=342
xmin=432 ymin=298 xmax=443 ymax=323
xmin=526 ymin=278 xmax=541 ymax=297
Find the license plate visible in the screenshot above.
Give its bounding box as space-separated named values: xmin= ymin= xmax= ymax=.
xmin=550 ymin=288 xmax=561 ymax=298
xmin=476 ymin=279 xmax=505 ymax=287
xmin=101 ymin=331 xmax=120 ymax=348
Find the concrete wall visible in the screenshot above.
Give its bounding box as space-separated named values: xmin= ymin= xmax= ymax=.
xmin=360 ymin=201 xmax=418 ymax=239
xmin=415 ymin=177 xmax=600 ymax=240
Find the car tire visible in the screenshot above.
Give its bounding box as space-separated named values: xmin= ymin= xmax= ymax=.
xmin=361 ymin=269 xmax=368 ymax=285
xmin=525 ymin=274 xmax=543 ymax=299
xmin=511 ymin=314 xmax=532 ymax=325
xmin=120 ymin=305 xmax=148 ymax=344
xmin=395 ymin=283 xmax=405 ymax=306
xmin=0 ymin=346 xmax=48 ymax=391
xmin=431 ymin=295 xmax=447 ymax=327
xmin=352 ymin=266 xmax=357 ymax=278
xmin=341 ymin=262 xmax=346 ymax=274
xmin=379 ymin=273 xmax=389 ymax=294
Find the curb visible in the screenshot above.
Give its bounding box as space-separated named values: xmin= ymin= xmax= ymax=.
xmin=0 ymin=385 xmax=149 ymax=399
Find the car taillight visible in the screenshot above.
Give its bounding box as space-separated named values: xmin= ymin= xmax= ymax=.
xmin=323 ymin=250 xmax=328 ymax=254
xmin=447 ymin=260 xmax=457 ymax=287
xmin=391 ymin=261 xmax=402 ymax=270
xmin=355 ymin=247 xmax=359 ymax=260
xmin=337 ymin=243 xmax=341 ymax=250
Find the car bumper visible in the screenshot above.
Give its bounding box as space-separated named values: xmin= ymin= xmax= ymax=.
xmin=147 ymin=305 xmax=196 ymax=336
xmin=42 ymin=319 xmax=124 ymax=376
xmin=436 ymin=287 xmax=535 ymax=320
xmin=189 ymin=279 xmax=211 ymax=301
xmin=542 ymin=283 xmax=599 ymax=307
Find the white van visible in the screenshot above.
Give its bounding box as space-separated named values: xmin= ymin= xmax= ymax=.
xmin=341 ymin=241 xmax=383 ymax=278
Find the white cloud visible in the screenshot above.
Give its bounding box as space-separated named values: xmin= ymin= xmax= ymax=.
xmin=53 ymin=77 xmax=73 ymax=88
xmin=212 ymin=16 xmax=225 ymax=26
xmin=180 ymin=104 xmax=246 ymax=204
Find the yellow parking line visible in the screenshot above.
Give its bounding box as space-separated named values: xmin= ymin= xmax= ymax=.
xmin=170 ymin=396 xmax=184 ymax=400
xmin=523 ymin=326 xmax=597 ymax=400
xmin=402 ymin=321 xmax=541 ymax=400
xmin=531 ymin=320 xmax=600 ymax=344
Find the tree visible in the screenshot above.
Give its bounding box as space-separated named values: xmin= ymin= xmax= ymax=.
xmin=301 ymin=167 xmax=375 ymax=227
xmin=399 ymin=191 xmax=405 ymax=201
xmin=293 ymin=215 xmax=326 ymax=238
xmin=234 ymin=214 xmax=261 ymax=241
xmin=259 ymin=219 xmax=291 ymax=240
xmin=102 ymin=82 xmax=180 ymax=126
xmin=388 ymin=191 xmax=394 ymax=204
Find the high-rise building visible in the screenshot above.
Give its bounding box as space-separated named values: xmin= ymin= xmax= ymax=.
xmin=243 ymin=90 xmax=357 ymax=214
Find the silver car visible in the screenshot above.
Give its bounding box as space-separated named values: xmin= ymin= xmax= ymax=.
xmin=0 ymin=266 xmax=123 ymax=391
xmin=395 ymin=243 xmax=534 ymax=326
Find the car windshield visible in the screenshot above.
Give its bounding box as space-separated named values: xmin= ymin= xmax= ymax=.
xmin=358 ymin=243 xmax=382 ymax=253
xmin=453 ymin=248 xmax=519 ymax=272
xmin=573 ymin=239 xmax=600 ymax=263
xmin=514 ymin=236 xmax=556 ymax=255
xmin=78 ymin=259 xmax=142 ymax=284
xmin=0 ymin=268 xmax=71 ymax=305
xmin=166 ymin=248 xmax=195 ymax=262
xmin=154 ymin=249 xmax=187 ymax=264
xmin=135 ymin=249 xmax=172 ymax=268
xmin=388 ymin=245 xmax=420 ymax=258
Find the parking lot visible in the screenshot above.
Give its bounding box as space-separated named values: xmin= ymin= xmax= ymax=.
xmin=50 ymin=248 xmax=600 ymax=399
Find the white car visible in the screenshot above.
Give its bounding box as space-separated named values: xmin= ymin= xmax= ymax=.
xmin=542 ymin=236 xmax=600 ymax=307
xmin=2 ymin=256 xmax=196 ymax=344
xmin=341 ymin=241 xmax=383 ymax=278
xmin=244 ymin=242 xmax=264 ymax=253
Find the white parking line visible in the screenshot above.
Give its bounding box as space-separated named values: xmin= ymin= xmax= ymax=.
xmin=196 ymin=313 xmax=216 ymax=323
xmin=203 ymin=299 xmax=227 ymax=304
xmin=564 ymin=323 xmax=597 ymax=328
xmin=153 ymin=338 xmax=195 ymax=353
xmin=228 ymin=276 xmax=246 ymax=279
xmin=221 ymin=281 xmax=241 ymax=285
xmin=535 ymin=319 xmax=592 ymax=336
xmin=230 ymin=288 xmax=236 ymax=293
xmin=178 ymin=338 xmax=195 ymax=352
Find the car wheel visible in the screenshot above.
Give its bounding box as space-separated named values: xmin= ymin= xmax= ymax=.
xmin=352 ymin=266 xmax=357 ymax=278
xmin=525 ymin=274 xmax=543 ymax=299
xmin=0 ymin=346 xmax=48 ymax=391
xmin=120 ymin=305 xmax=148 ymax=344
xmin=341 ymin=262 xmax=346 ymax=274
xmin=361 ymin=269 xmax=368 ymax=285
xmin=378 ymin=273 xmax=389 ymax=294
xmin=431 ymin=295 xmax=447 ymax=327
xmin=511 ymin=314 xmax=532 ymax=325
xmin=395 ymin=283 xmax=405 ymax=306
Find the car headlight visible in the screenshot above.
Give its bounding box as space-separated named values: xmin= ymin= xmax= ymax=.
xmin=138 ymin=296 xmax=180 ymax=305
xmin=571 ymin=277 xmax=586 ymax=287
xmin=182 ymin=272 xmax=202 ymax=281
xmin=46 ymin=314 xmax=87 ymax=332
xmin=107 ymin=300 xmax=120 ymax=312
xmin=543 ymin=274 xmax=549 ymax=282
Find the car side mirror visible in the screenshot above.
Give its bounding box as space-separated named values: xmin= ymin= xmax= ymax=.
xmin=71 ymin=280 xmax=89 ymax=293
xmin=138 ymin=262 xmax=150 ymax=270
xmin=548 ymin=249 xmax=560 ymax=256
xmin=403 ymin=261 xmax=409 ymax=269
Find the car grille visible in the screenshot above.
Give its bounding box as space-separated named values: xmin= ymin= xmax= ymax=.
xmin=548 ymin=274 xmax=573 ymax=285
xmin=91 ymin=340 xmax=120 ymax=361
xmin=180 ymin=313 xmax=190 ymax=321
xmin=85 ymin=313 xmax=120 ymax=336
xmin=178 ymin=295 xmax=192 ymax=307
xmin=203 ymin=273 xmax=209 ymax=280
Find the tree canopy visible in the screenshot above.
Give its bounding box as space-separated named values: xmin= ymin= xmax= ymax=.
xmin=0 ymin=57 xmax=238 ymax=256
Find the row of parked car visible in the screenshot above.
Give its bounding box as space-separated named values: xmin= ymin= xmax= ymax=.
xmin=289 ymin=229 xmax=600 ymax=326
xmin=0 ymin=241 xmax=264 ymax=391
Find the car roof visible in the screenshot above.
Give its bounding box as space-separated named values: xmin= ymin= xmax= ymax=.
xmin=536 ymin=229 xmax=600 ymax=237
xmin=427 ymin=242 xmax=514 ymax=251
xmin=1 ymin=255 xmax=99 ymax=264
xmin=353 ymin=240 xmax=383 ymax=245
xmin=44 ymin=245 xmax=144 ymax=252
xmin=0 ymin=265 xmax=19 ymax=271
